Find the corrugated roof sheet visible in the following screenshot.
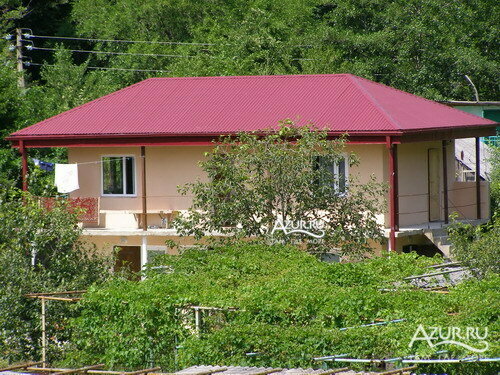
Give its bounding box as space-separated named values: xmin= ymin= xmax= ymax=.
xmin=9 ymin=74 xmax=496 ymax=139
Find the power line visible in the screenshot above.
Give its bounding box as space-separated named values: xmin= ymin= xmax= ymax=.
xmin=24 ymin=33 xmax=315 ymax=49
xmin=26 ymin=46 xmax=320 ymax=62
xmin=27 ymin=46 xmax=200 ymax=59
xmin=25 ymin=34 xmax=216 ymax=46
xmin=25 ymin=62 xmax=169 ymax=73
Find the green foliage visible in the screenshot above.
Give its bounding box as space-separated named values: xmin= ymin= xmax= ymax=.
xmin=66 ymin=243 xmax=498 ymax=374
xmin=70 ymin=0 xmax=499 ymax=100
xmin=174 ymin=122 xmax=386 ymax=258
xmin=490 ymin=146 xmax=500 ymax=213
xmin=448 ymin=215 xmax=500 ymax=275
xmin=0 ymin=48 xmax=123 ymax=188
xmin=0 ymin=187 xmax=112 ymax=363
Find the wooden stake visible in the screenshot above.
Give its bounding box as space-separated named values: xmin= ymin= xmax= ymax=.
xmin=316 ymin=368 xmax=349 ymax=375
xmin=378 ymin=366 xmax=417 ymax=375
xmin=120 ymin=367 xmax=162 ymax=375
xmin=53 ymin=364 xmax=105 ymax=375
xmin=0 ymin=361 xmax=43 ymax=371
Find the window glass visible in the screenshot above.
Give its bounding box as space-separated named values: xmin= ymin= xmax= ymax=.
xmin=338 ymin=156 xmax=346 ymax=193
xmin=125 ymin=157 xmax=135 ymax=194
xmin=102 ymin=156 xmax=135 ymax=195
xmin=315 ymin=156 xmax=347 ymax=193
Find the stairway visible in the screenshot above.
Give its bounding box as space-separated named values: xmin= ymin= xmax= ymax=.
xmin=422 ymin=227 xmax=452 ymax=258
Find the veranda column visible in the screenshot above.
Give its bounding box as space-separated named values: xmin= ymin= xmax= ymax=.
xmin=140 ymin=146 xmax=148 ymax=275
xmin=475 ymin=137 xmax=481 ymax=219
xmin=442 ymin=140 xmax=449 ymax=224
xmin=387 ymin=137 xmax=399 ymax=252
xmin=19 ymin=140 xmax=28 ymax=191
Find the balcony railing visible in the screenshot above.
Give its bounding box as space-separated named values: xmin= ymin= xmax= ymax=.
xmin=39 ymin=197 xmax=100 ymax=225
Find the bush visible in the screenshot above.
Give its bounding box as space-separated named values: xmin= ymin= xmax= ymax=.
xmin=0 ymin=188 xmax=111 ymax=363
xmin=448 ymin=215 xmax=500 ymax=275
xmin=65 ymin=243 xmax=498 ymax=374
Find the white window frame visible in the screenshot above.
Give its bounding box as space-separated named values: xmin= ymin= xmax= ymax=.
xmin=333 ymin=154 xmax=349 ymax=194
xmin=101 ymin=155 xmax=137 ymax=197
xmin=316 ymin=154 xmax=349 ymax=194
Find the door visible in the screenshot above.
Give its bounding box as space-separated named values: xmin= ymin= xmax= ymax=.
xmin=114 ymin=245 xmax=141 ymax=279
xmin=428 ymin=149 xmax=441 ymax=221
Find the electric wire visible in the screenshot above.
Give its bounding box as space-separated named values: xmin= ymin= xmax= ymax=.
xmin=28 ymin=46 xmax=200 ymax=59
xmin=26 ymin=34 xmax=216 ymax=46
xmin=26 ymin=34 xmax=314 ymax=48
xmin=25 ymin=62 xmax=168 ymax=73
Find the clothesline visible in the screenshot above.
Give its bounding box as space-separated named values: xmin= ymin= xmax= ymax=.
xmin=32 ymin=155 xmax=145 ymax=168
xmin=74 ymin=155 xmax=145 ymax=166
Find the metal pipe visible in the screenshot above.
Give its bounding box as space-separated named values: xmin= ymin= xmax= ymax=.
xmin=331 ymin=358 xmax=385 ymax=363
xmin=141 ymin=146 xmax=147 ymax=230
xmin=339 ymin=319 xmax=405 ymax=331
xmin=464 ymin=75 xmax=480 ymax=102
xmin=402 ymin=357 xmax=499 ymax=364
xmin=475 ymin=137 xmax=481 ymax=219
xmin=313 ymin=354 xmax=348 ymax=361
xmin=41 ymin=297 xmax=46 ymax=367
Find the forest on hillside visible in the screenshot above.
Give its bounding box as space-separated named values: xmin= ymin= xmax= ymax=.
xmin=0 ymin=0 xmax=499 ymax=187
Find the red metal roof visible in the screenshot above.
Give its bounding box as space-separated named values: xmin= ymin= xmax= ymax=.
xmin=8 ymin=74 xmax=496 ymax=144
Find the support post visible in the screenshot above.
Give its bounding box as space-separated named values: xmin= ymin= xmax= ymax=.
xmin=19 ymin=140 xmax=28 ymax=191
xmin=475 ymin=137 xmax=481 ymax=219
xmin=141 ymin=235 xmax=148 ymax=275
xmin=387 ymin=137 xmax=399 ymax=252
xmin=16 ymin=28 xmax=25 ymax=89
xmin=442 ymin=140 xmax=449 ymax=224
xmin=41 ymin=297 xmax=46 ymax=367
xmin=194 ymin=307 xmax=201 ymax=336
xmin=141 ymin=146 xmax=147 ymax=231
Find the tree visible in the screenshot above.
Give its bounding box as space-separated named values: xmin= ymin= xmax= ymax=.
xmin=0 ymin=187 xmax=112 ymax=363
xmin=489 ymin=146 xmax=500 ymax=213
xmin=448 ymin=215 xmax=500 ymax=276
xmin=174 ymin=122 xmax=386 ymax=257
xmin=69 ymin=0 xmax=499 ymax=100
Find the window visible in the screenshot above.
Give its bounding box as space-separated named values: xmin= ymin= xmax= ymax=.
xmin=314 ymin=156 xmax=348 ymax=194
xmin=102 ymin=156 xmax=135 ymax=196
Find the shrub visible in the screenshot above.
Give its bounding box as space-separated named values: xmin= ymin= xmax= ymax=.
xmin=65 ymin=243 xmax=498 ymax=374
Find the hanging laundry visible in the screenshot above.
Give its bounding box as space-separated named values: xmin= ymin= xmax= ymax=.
xmin=54 ymin=164 xmax=79 ymax=193
xmin=32 ymin=158 xmax=55 ymax=172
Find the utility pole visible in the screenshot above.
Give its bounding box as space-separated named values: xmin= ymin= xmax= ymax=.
xmin=16 ymin=28 xmax=25 ymax=89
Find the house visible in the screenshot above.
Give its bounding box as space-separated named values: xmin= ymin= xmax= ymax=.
xmin=439 ymin=101 xmax=500 ymax=182
xmin=7 ymin=74 xmax=498 ymax=269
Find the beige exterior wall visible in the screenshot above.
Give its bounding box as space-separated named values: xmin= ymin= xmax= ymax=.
xmin=449 ymin=181 xmax=489 ymax=220
xmin=69 ymin=140 xmax=488 ymax=256
xmin=69 ymin=146 xmax=211 ymax=228
xmin=397 ymin=140 xmax=455 ymax=227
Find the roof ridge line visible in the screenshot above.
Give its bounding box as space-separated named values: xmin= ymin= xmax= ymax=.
xmin=147 ymin=73 xmax=353 ymax=81
xmin=11 ymin=78 xmax=153 ymax=136
xmin=346 ymin=75 xmax=403 ymax=131
xmin=354 ymin=76 xmax=497 ymax=123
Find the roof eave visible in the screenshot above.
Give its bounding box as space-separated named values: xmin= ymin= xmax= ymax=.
xmin=7 ymin=123 xmax=496 ymax=148
xmin=7 ymin=130 xmax=406 ymax=148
